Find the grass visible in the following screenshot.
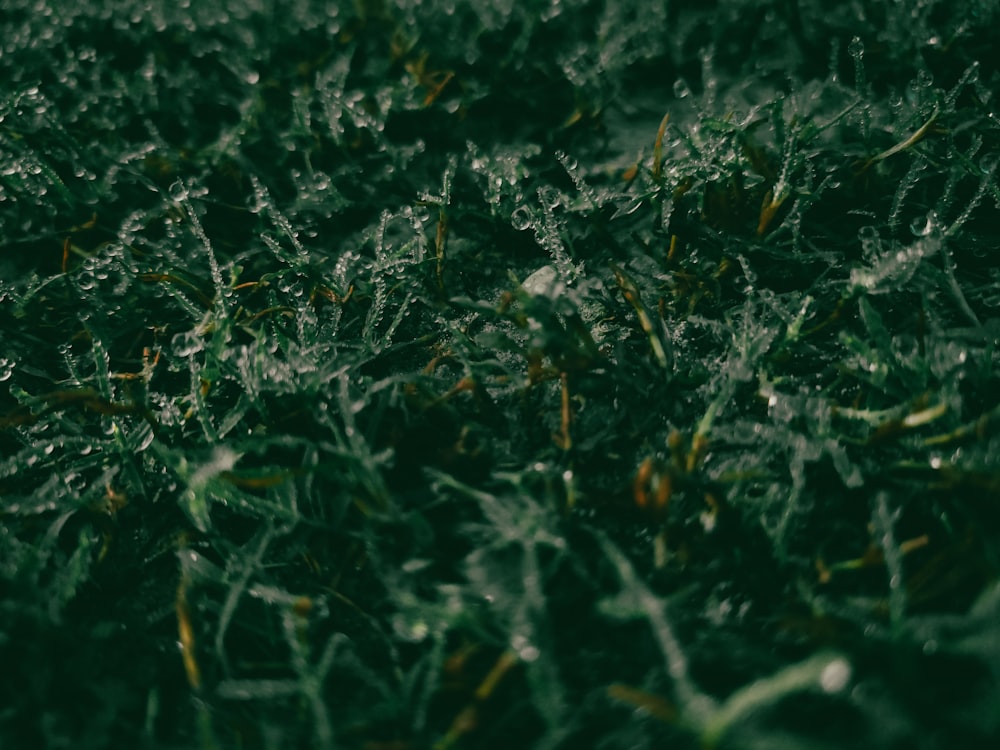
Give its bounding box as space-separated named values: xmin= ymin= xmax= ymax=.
xmin=2 ymin=1 xmax=999 ymax=748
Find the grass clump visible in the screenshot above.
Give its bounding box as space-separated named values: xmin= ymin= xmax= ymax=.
xmin=2 ymin=1 xmax=999 ymax=748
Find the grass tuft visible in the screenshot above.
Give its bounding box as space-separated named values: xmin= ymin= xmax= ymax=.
xmin=2 ymin=1 xmax=999 ymax=748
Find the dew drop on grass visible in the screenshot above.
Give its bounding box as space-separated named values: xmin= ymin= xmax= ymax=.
xmin=661 ymin=196 xmax=674 ymax=234
xmin=522 ymin=265 xmax=558 ymax=296
xmin=539 ymin=186 xmax=562 ymax=211
xmin=847 ymin=39 xmax=872 ymax=141
xmin=847 ymin=36 xmax=864 ymax=60
xmin=909 ymin=211 xmax=938 ymax=237
xmin=0 ymin=358 xmax=13 ymax=382
xmin=555 ymin=150 xmax=578 ymax=173
xmin=511 ymin=634 xmax=540 ymax=662
xmin=392 ymin=613 xmax=430 ymax=642
xmin=76 ymin=271 xmax=96 ymax=291
xmin=820 ymin=658 xmax=851 ymax=693
xmin=171 ymin=330 xmax=204 ymax=357
xmin=511 ymin=205 xmax=533 ymax=231
xmin=276 ymin=274 xmax=300 ymax=294
xmin=168 ymin=179 xmax=188 ymax=202
xmin=909 ymin=69 xmax=934 ymax=104
xmin=858 ymin=226 xmax=880 ymax=261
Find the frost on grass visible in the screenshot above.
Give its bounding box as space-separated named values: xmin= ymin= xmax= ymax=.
xmin=1 ymin=1 xmax=1000 ymax=749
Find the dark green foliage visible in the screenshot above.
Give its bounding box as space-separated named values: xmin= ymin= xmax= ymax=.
xmin=2 ymin=1 xmax=999 ymax=748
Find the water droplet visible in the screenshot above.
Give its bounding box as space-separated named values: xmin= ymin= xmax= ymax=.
xmin=858 ymin=226 xmax=881 ymax=260
xmin=168 ymin=180 xmax=188 ymax=202
xmin=77 ymin=271 xmax=96 ymax=291
xmin=392 ymin=613 xmax=430 ymax=642
xmin=909 ymin=69 xmax=934 ymax=103
xmin=538 ymin=186 xmax=562 ymax=210
xmin=820 ymin=658 xmax=851 ymax=693
xmin=276 ymin=274 xmax=302 ymax=294
xmin=849 ymin=36 xmax=867 ymax=94
xmin=909 ymin=211 xmax=938 ymax=237
xmin=510 ymin=634 xmax=539 ymax=662
xmin=0 ymin=358 xmax=13 ymax=382
xmin=510 ymin=205 xmax=533 ymax=231
xmin=171 ymin=330 xmax=204 ymax=358
xmin=673 ymin=78 xmax=692 ymax=99
xmin=555 ymin=150 xmax=578 ymax=172
xmin=522 ymin=265 xmax=558 ymax=296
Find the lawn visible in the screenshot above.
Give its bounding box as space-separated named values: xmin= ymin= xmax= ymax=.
xmin=2 ymin=1 xmax=999 ymax=748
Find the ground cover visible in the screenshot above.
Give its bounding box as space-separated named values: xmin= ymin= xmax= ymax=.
xmin=2 ymin=1 xmax=999 ymax=748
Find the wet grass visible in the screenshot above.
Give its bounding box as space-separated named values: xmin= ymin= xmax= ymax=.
xmin=2 ymin=1 xmax=999 ymax=748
